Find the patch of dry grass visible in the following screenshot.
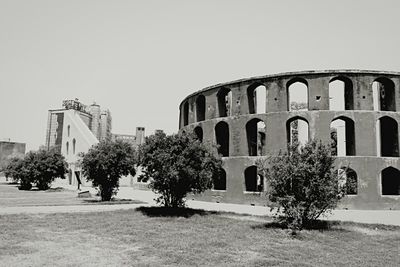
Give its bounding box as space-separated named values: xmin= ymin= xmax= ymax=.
xmin=0 ymin=208 xmax=399 ymax=266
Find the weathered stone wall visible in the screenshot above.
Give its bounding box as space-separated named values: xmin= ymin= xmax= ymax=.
xmin=179 ymin=70 xmax=400 ymax=210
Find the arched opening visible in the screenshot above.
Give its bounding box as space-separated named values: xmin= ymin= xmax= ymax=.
xmin=247 ymin=83 xmax=267 ymax=114
xmin=378 ymin=116 xmax=399 ymax=157
xmin=339 ymin=167 xmax=358 ymax=195
xmin=329 ymin=76 xmax=353 ymax=110
xmin=287 ymin=79 xmax=308 ymax=111
xmin=66 ymin=142 xmax=69 ymax=155
xmin=330 ymin=117 xmax=355 ymax=156
xmin=72 ymin=138 xmax=76 ymax=154
xmin=381 ymin=167 xmax=400 ymax=195
xmin=213 ymin=168 xmax=226 ymax=190
xmin=217 ymin=87 xmax=232 ymax=117
xmin=287 ymin=117 xmax=309 ymax=146
xmin=183 ymin=102 xmax=189 ymax=126
xmin=244 ymin=166 xmax=263 ymax=192
xmin=215 ymin=121 xmax=229 ymax=157
xmin=67 ymin=125 xmax=71 ymax=137
xmin=196 ymin=95 xmax=206 ymax=122
xmin=373 ymin=77 xmax=396 ymax=111
xmin=246 ymin=118 xmax=266 ymax=156
xmin=194 ymin=126 xmax=203 ymax=142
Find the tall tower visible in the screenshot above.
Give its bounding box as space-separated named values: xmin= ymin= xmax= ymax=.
xmin=100 ymin=109 xmax=112 ymax=141
xmin=135 ymin=127 xmax=145 ymax=146
xmin=88 ymin=103 xmax=101 ymax=140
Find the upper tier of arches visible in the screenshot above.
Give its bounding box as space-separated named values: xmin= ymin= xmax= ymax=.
xmin=180 ymin=70 xmax=400 ymax=128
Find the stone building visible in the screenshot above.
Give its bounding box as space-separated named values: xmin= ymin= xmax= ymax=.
xmin=112 ymin=127 xmax=146 ymax=147
xmin=179 ymin=70 xmax=400 ymax=210
xmin=45 ymin=99 xmax=112 ymax=186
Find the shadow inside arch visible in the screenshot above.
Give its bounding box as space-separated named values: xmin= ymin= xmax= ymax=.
xmin=136 ymin=206 xmax=220 ymax=218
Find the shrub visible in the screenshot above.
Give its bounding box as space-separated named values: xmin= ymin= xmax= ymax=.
xmin=138 ymin=131 xmax=222 ymax=208
xmin=31 ymin=149 xmax=69 ymax=190
xmin=80 ymin=140 xmax=137 ymax=201
xmin=256 ymin=140 xmax=344 ymax=231
xmin=3 ymin=149 xmax=68 ymax=190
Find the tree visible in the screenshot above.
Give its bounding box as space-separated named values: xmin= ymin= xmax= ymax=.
xmin=3 ymin=149 xmax=68 ymax=190
xmin=80 ymin=140 xmax=137 ymax=201
xmin=138 ymin=131 xmax=223 ymax=208
xmin=31 ymin=149 xmax=69 ymax=190
xmin=256 ymin=140 xmax=344 ymax=231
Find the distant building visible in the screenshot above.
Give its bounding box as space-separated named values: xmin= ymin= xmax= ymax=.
xmin=112 ymin=127 xmax=146 ymax=147
xmin=44 ymin=99 xmax=112 ymax=187
xmin=0 ymin=141 xmax=26 ymax=174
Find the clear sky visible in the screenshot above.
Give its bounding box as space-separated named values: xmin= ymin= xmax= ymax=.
xmin=1 ymin=0 xmax=400 ymax=151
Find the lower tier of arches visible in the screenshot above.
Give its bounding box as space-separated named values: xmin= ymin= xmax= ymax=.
xmin=188 ymin=156 xmax=400 ymax=210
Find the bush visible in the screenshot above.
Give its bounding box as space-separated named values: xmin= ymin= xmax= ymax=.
xmin=138 ymin=131 xmax=222 ymax=208
xmin=256 ymin=140 xmax=344 ymax=232
xmin=80 ymin=140 xmax=137 ymax=201
xmin=3 ymin=149 xmax=68 ymax=190
xmin=31 ymin=149 xmax=69 ymax=190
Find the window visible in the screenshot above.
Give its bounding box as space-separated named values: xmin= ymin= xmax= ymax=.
xmin=246 ymin=118 xmax=266 ymax=156
xmin=72 ymin=138 xmax=76 ymax=154
xmin=196 ymin=95 xmax=206 ymax=122
xmin=287 ymin=117 xmax=309 ymax=147
xmin=213 ymin=168 xmax=226 ymax=190
xmin=247 ymin=83 xmax=267 ymax=114
xmin=329 ymin=76 xmax=353 ymax=110
xmin=381 ymin=167 xmax=400 ymax=195
xmin=217 ymin=87 xmax=232 ymax=117
xmin=215 ymin=121 xmax=229 ymax=157
xmin=287 ymin=78 xmax=308 ymax=111
xmin=244 ymin=166 xmax=263 ymax=192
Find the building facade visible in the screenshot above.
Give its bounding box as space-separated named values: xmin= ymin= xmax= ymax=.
xmin=45 ymin=99 xmax=112 ymax=186
xmin=179 ymin=70 xmax=400 ymax=210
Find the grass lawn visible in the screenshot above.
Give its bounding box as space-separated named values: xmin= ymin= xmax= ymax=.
xmin=0 ymin=207 xmax=399 ymax=266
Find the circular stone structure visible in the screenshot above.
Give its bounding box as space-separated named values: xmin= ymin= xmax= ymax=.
xmin=179 ymin=70 xmax=400 ymax=210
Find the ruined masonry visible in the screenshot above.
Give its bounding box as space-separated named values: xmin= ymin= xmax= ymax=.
xmin=179 ymin=70 xmax=400 ymax=210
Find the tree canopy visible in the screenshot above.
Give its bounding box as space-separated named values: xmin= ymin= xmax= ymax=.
xmin=256 ymin=140 xmax=344 ymax=231
xmin=138 ymin=131 xmax=223 ymax=208
xmin=80 ymin=139 xmax=137 ymax=201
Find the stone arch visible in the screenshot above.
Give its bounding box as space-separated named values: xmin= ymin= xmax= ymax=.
xmin=329 ymin=76 xmax=354 ymax=110
xmin=287 ymin=78 xmax=308 ymax=111
xmin=183 ymin=101 xmax=189 ymax=126
xmin=215 ymin=121 xmax=229 ymax=157
xmin=195 ymin=95 xmax=206 ymax=122
xmin=217 ymin=87 xmax=232 ymax=117
xmin=378 ymin=116 xmax=399 ymax=157
xmin=213 ymin=168 xmax=226 ymax=190
xmin=194 ymin=126 xmax=203 ymax=142
xmin=286 ymin=116 xmax=309 ymax=146
xmin=244 ymin=166 xmax=263 ymax=192
xmin=381 ymin=166 xmax=400 ymax=195
xmin=339 ymin=167 xmax=358 ymax=195
xmin=373 ymin=77 xmax=396 ymax=111
xmin=247 ymin=82 xmax=267 ymax=114
xmin=245 ymin=118 xmax=266 ymax=156
xmin=330 ymin=116 xmax=355 ymax=156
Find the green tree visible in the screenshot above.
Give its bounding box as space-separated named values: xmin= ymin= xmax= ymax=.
xmin=138 ymin=131 xmax=222 ymax=208
xmin=32 ymin=149 xmax=69 ymax=190
xmin=256 ymin=140 xmax=344 ymax=231
xmin=3 ymin=149 xmax=68 ymax=190
xmin=80 ymin=140 xmax=137 ymax=201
